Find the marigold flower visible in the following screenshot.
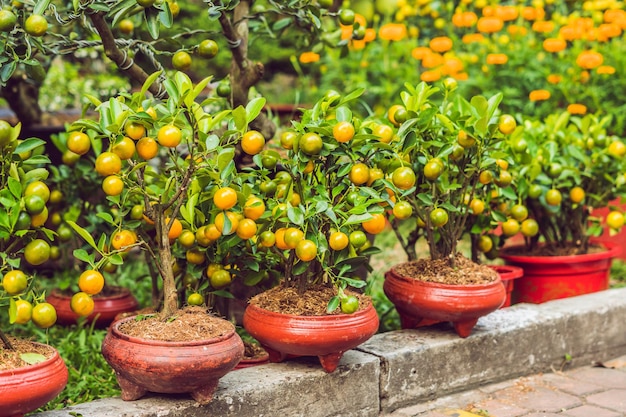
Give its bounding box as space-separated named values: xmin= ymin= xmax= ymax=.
xmin=379 ymin=23 xmax=407 ymax=41
xmin=547 ymin=74 xmax=562 ymax=84
xmin=521 ymin=6 xmax=545 ymax=21
xmin=411 ymin=46 xmax=431 ymax=60
xmin=597 ymin=65 xmax=616 ymax=75
xmin=604 ymin=9 xmax=626 ymax=24
xmin=429 ymin=36 xmax=453 ymax=53
xmin=567 ymin=103 xmax=587 ymax=115
xmin=452 ymin=11 xmax=478 ymax=28
xmin=543 ymin=38 xmax=567 ymax=53
xmin=420 ymin=69 xmax=442 ymax=82
xmin=576 ymin=50 xmax=604 ymax=69
xmin=529 ymin=89 xmax=551 ymax=101
xmin=442 ymin=57 xmax=464 ymax=75
xmin=598 ymin=23 xmax=621 ymax=40
xmin=422 ymin=52 xmax=444 ymax=68
xmin=507 ymin=25 xmax=528 ymax=37
xmin=477 ymin=16 xmax=504 ymax=33
xmin=299 ymin=52 xmax=320 ymax=64
xmin=531 ymin=20 xmax=555 ymax=33
xmin=364 ymin=28 xmax=377 ymax=43
xmin=559 ymin=25 xmax=581 ymax=41
xmin=462 ymin=33 xmax=484 ymax=44
xmin=495 ymin=5 xmax=518 ymax=22
xmin=486 ymin=53 xmax=508 ymax=65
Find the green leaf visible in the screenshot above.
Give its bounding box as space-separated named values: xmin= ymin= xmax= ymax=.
xmin=246 ymin=97 xmax=267 ymax=124
xmin=144 ymin=6 xmax=160 ymax=39
xmin=8 ymin=177 xmax=21 ymax=199
xmin=326 ymin=296 xmax=340 ymax=313
xmin=287 ymin=206 xmax=305 ymax=226
xmin=67 ymin=221 xmax=98 ymax=250
xmin=341 ymin=277 xmax=367 ymax=288
xmin=15 ymin=138 xmax=45 ymax=154
xmin=73 ymin=249 xmax=93 ymax=265
xmin=20 ymin=353 xmax=47 ymax=365
xmin=232 ymin=106 xmax=247 ymax=131
xmin=141 ymin=71 xmax=163 ymax=96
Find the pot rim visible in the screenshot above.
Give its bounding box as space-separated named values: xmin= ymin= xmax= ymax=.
xmin=0 ymin=341 xmax=61 ymax=376
xmin=488 ymin=264 xmax=524 ymax=280
xmin=386 ymin=263 xmax=502 ymax=289
xmin=499 ymin=241 xmax=621 ymax=263
xmin=109 ymin=314 xmax=236 ymax=347
xmin=245 ymin=300 xmax=376 ymax=320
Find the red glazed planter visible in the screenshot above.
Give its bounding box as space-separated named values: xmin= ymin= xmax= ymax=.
xmin=384 ymin=265 xmax=506 ymax=338
xmin=101 ymin=315 xmax=244 ymax=404
xmin=500 ymin=242 xmax=621 ymax=304
xmin=0 ymin=343 xmax=68 ymax=417
xmin=489 ymin=265 xmax=524 ymax=308
xmin=47 ymin=286 xmax=139 ymax=328
xmin=242 ymin=303 xmax=379 ymax=373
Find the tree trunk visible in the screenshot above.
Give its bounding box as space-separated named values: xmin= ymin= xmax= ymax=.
xmin=1 ymin=75 xmax=42 ymax=126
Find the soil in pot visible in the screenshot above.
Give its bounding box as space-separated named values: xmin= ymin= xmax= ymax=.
xmin=244 ymin=284 xmax=379 ymax=372
xmin=0 ymin=337 xmax=55 ymax=370
xmin=384 ymin=254 xmax=506 ymax=337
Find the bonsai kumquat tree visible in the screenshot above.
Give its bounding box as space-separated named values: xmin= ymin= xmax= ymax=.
xmin=65 ymin=72 xmax=271 ymax=320
xmin=0 ymin=121 xmax=60 ymax=351
xmin=243 ymin=89 xmax=397 ymax=314
xmin=502 ymin=111 xmax=626 ymax=255
xmin=382 ymin=80 xmax=515 ymax=268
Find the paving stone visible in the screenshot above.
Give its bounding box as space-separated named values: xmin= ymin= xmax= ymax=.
xmin=586 ymin=389 xmax=626 ymax=412
xmin=540 ymin=372 xmax=604 ymax=396
xmin=562 ymin=404 xmax=623 ymax=417
xmin=468 ymin=398 xmax=529 ymax=417
xmin=567 ymin=366 xmax=626 ymax=389
xmin=494 ymin=385 xmax=582 ymax=413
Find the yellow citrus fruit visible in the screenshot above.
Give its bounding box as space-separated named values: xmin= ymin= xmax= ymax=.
xmin=112 ymin=137 xmax=136 ymax=160
xmin=607 ymin=211 xmax=625 ymax=229
xmin=329 ymin=231 xmax=349 ymax=251
xmin=136 ymin=137 xmax=159 ymax=159
xmin=362 ymin=213 xmax=386 ymax=234
xmin=197 ymin=39 xmax=219 ymax=59
xmin=241 ymin=130 xmax=265 ymax=155
xmin=295 ymin=239 xmax=317 ymax=262
xmin=12 ymin=299 xmax=33 ymax=324
xmin=2 ymin=270 xmax=28 ymax=295
xmin=31 ymin=302 xmax=57 ymax=328
xmin=157 ymin=125 xmax=182 ymax=148
xmin=70 ymin=292 xmax=95 ymax=317
xmin=24 ymin=239 xmax=50 ymax=266
xmin=333 ymin=121 xmax=356 ymax=143
xmin=214 ymin=211 xmax=239 ymax=235
xmin=102 ymin=175 xmax=124 ymax=196
xmin=124 ymin=122 xmax=146 ymax=140
xmin=78 ymin=270 xmax=105 ymax=295
xmin=66 ymin=131 xmax=91 ymax=155
xmin=569 ymin=186 xmax=585 ymax=204
xmin=243 ymin=196 xmax=266 ymax=220
xmin=24 ymin=14 xmax=48 ymax=37
xmin=172 ymin=51 xmax=192 ymax=71
xmin=213 ymin=187 xmax=238 ymax=210
xmin=95 ymin=152 xmax=122 ymax=176
xmin=349 ymin=163 xmax=370 ymax=185
xmin=501 ymin=218 xmax=521 ymax=236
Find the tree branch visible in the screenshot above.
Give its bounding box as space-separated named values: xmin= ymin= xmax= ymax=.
xmin=89 ymin=11 xmax=164 ymax=98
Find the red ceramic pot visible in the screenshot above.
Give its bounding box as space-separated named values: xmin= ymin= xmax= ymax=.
xmin=489 ymin=265 xmax=524 ymax=308
xmin=384 ymin=265 xmax=506 ymax=338
xmin=0 ymin=343 xmax=68 ymax=417
xmin=500 ymin=242 xmax=621 ymax=304
xmin=101 ymin=315 xmax=244 ymax=404
xmin=242 ymin=303 xmax=379 ymax=373
xmin=47 ymin=286 xmax=139 ymax=328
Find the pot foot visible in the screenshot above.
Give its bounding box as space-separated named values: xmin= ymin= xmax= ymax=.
xmin=453 ymin=318 xmax=478 ymax=338
xmin=117 ymin=375 xmax=147 ymax=401
xmin=263 ymin=345 xmax=289 ymax=363
xmin=318 ymin=352 xmax=343 ymax=373
xmin=190 ymin=380 xmax=219 ymax=404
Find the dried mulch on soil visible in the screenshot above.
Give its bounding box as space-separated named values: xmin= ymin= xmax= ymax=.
xmin=248 ymin=284 xmax=372 ymax=316
xmin=117 ymin=306 xmax=234 ymax=342
xmin=393 ymin=254 xmax=499 ymax=285
xmin=0 ymin=337 xmax=55 ymax=371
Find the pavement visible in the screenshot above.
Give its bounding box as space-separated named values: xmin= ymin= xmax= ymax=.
xmin=37 ymin=287 xmax=626 ymax=417
xmin=383 ymin=356 xmax=626 ymax=417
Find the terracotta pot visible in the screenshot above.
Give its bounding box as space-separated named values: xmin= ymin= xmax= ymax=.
xmin=0 ymin=343 xmax=68 ymax=417
xmin=101 ymin=315 xmax=244 ymax=404
xmin=242 ymin=303 xmax=379 ymax=373
xmin=499 ymin=242 xmax=621 ymax=304
xmin=489 ymin=265 xmax=524 ymax=308
xmin=384 ymin=265 xmax=506 ymax=338
xmin=47 ymin=286 xmax=139 ymax=328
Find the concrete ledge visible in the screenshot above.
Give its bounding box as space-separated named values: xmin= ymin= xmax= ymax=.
xmin=37 ymin=287 xmax=626 ymax=417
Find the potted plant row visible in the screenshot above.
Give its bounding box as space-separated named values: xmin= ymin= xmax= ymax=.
xmin=0 ymin=121 xmax=68 ymax=416
xmin=497 ymin=111 xmax=625 ymax=303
